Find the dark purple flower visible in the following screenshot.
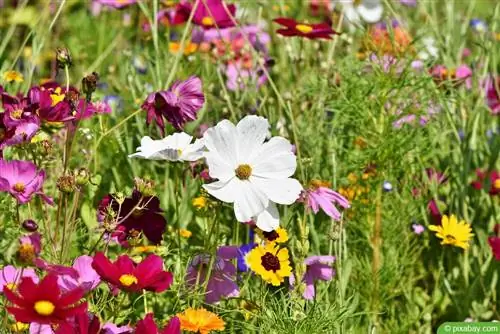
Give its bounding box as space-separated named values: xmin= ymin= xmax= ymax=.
xmin=142 ymin=76 xmax=204 ymax=134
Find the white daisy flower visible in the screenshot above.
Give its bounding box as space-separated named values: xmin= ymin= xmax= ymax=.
xmin=340 ymin=0 xmax=384 ymax=26
xmin=202 ymin=115 xmax=303 ymax=231
xmin=129 ymin=132 xmax=205 ymax=162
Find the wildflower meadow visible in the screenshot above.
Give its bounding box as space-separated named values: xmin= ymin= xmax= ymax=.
xmin=0 ymin=0 xmax=499 ymax=333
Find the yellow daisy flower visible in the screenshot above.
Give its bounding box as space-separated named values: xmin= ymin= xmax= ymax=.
xmin=192 ymin=196 xmax=207 ymax=209
xmin=2 ymin=70 xmax=24 ymax=83
xmin=428 ymin=214 xmax=474 ymax=250
xmin=179 ymin=228 xmax=192 ymax=238
xmin=169 ymin=41 xmax=198 ymax=56
xmin=247 ymin=243 xmax=292 ymax=286
xmin=256 ymin=227 xmax=288 ymax=244
xmin=177 ymin=307 xmax=225 ymax=334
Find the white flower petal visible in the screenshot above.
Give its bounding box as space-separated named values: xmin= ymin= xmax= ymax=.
xmin=236 ymin=115 xmax=269 ymax=162
xmin=204 ymin=152 xmax=235 ymax=182
xmin=203 ymin=119 xmax=238 ymax=168
xmin=357 ymin=1 xmax=383 ymax=23
xmin=250 ymin=176 xmax=303 ymax=205
xmin=128 ymin=136 xmax=178 ymax=160
xmin=180 ymin=138 xmax=205 ymax=161
xmin=164 ymin=132 xmax=193 ymax=149
xmin=203 ymin=178 xmax=238 ymax=203
xmin=255 ymin=202 xmax=279 ymax=232
xmin=251 ymin=137 xmax=297 ymax=179
xmin=233 ymin=180 xmax=269 ymax=222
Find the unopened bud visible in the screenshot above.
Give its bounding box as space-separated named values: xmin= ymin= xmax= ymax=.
xmin=22 ymin=219 xmax=38 ymax=232
xmin=57 ymin=175 xmax=76 ymax=193
xmin=82 ymin=72 xmax=99 ymax=102
xmin=75 ymin=168 xmax=90 ymax=186
xmin=134 ymin=177 xmax=155 ymax=197
xmin=56 ymin=47 xmax=72 ymax=69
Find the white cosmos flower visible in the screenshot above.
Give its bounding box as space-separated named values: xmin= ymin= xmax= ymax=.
xmin=340 ymin=0 xmax=383 ymax=26
xmin=202 ymin=115 xmax=303 ymax=231
xmin=129 ymin=132 xmax=205 ymax=162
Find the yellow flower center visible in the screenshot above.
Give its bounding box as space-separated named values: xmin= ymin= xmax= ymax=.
xmin=201 ymin=16 xmax=215 ymax=26
xmin=444 ymin=234 xmax=457 ymax=244
xmin=18 ymin=243 xmax=35 ymax=263
xmin=6 ymin=283 xmax=17 ymax=290
xmin=11 ymin=109 xmax=23 ymax=120
xmin=119 ymin=274 xmax=138 ymax=287
xmin=295 ymin=24 xmax=313 ymax=34
xmin=50 ymin=87 xmax=65 ymax=107
xmin=13 ymin=183 xmax=25 ymax=192
xmin=235 ymin=164 xmax=252 ymax=180
xmin=494 ymin=179 xmax=500 ymax=190
xmin=34 ymin=300 xmax=55 ymax=316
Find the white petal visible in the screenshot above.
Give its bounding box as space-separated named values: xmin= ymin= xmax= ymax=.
xmin=164 ymin=132 xmax=193 ymax=149
xmin=204 ymin=152 xmax=235 ymax=182
xmin=203 ymin=119 xmax=238 ymax=168
xmin=233 ymin=180 xmax=269 ymax=222
xmin=236 ymin=115 xmax=269 ymax=162
xmin=254 ymin=202 xmax=279 ymax=232
xmin=128 ymin=136 xmax=178 ymax=160
xmin=180 ymin=138 xmax=206 ymax=161
xmin=203 ymin=178 xmax=238 ymax=203
xmin=250 ymin=176 xmax=303 ymax=205
xmin=357 ymin=2 xmax=383 ymax=23
xmin=250 ymin=137 xmax=297 ymax=179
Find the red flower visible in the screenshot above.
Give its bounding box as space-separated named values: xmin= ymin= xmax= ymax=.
xmin=489 ymin=237 xmax=500 ymax=260
xmin=135 ymin=313 xmax=180 ymax=334
xmin=99 ymin=190 xmax=167 ymax=247
xmin=91 ymin=252 xmax=173 ymax=293
xmin=4 ymin=274 xmax=87 ymax=325
xmin=273 ymin=18 xmax=339 ymax=40
xmin=55 ymin=312 xmax=101 ymax=334
xmin=472 ymin=169 xmax=500 ymax=195
xmin=179 ymin=0 xmax=236 ymax=30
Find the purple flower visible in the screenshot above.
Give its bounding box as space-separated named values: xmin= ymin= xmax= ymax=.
xmin=484 ymin=76 xmax=500 ymax=115
xmin=225 ymin=63 xmax=268 ymax=92
xmin=0 ymin=265 xmax=39 ymax=293
xmin=18 ymin=232 xmax=42 ymax=264
xmin=368 ymin=53 xmax=404 ymax=74
xmin=142 ymin=76 xmax=205 ymax=134
xmin=102 ymin=323 xmax=133 ymax=334
xmin=57 ymin=255 xmax=101 ymax=292
xmin=412 ymin=223 xmax=425 ymax=235
xmin=400 ymin=0 xmax=417 ymax=6
xmin=0 ymin=115 xmax=40 ymax=150
xmin=303 ymin=181 xmax=350 ymax=220
xmin=0 ymin=160 xmax=53 ymax=204
xmin=455 ymin=65 xmax=472 ymax=89
xmin=185 ymin=248 xmax=239 ymax=304
xmin=290 ymin=255 xmax=335 ymax=300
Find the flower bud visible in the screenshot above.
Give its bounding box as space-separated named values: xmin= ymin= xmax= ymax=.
xmin=134 ymin=177 xmax=155 ymax=197
xmin=82 ymin=72 xmax=99 ymax=102
xmin=56 ymin=47 xmax=72 ymax=69
xmin=22 ymin=219 xmax=38 ymax=232
xmin=75 ymin=168 xmax=90 ymax=186
xmin=57 ymin=175 xmax=76 ymax=193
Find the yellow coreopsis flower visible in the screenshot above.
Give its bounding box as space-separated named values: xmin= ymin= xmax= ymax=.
xmin=255 ymin=226 xmax=288 ymax=244
xmin=428 ymin=214 xmax=474 ymax=250
xmin=2 ymin=70 xmax=24 ymax=83
xmin=247 ymin=243 xmax=292 ymax=286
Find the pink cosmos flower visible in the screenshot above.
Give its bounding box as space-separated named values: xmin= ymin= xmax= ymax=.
xmin=135 ymin=313 xmax=180 ymax=334
xmin=225 ymin=63 xmax=267 ymax=91
xmin=484 ymin=76 xmax=500 ymax=115
xmin=455 ymin=65 xmax=473 ymax=89
xmin=57 ymin=256 xmax=101 ymax=292
xmin=303 ymin=181 xmax=350 ymax=220
xmin=179 ymin=0 xmax=236 ymax=30
xmin=0 ymin=265 xmax=39 ymax=293
xmin=289 ymin=255 xmax=335 ymax=300
xmin=75 ymin=100 xmax=112 ymax=120
xmin=102 ymin=323 xmax=133 ymax=334
xmin=142 ymin=76 xmax=205 ymax=134
xmin=0 ymin=159 xmax=53 ymax=204
xmin=185 ymin=247 xmax=239 ymax=304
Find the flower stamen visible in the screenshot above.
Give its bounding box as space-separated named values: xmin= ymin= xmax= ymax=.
xmin=235 ymin=164 xmax=252 ymax=180
xmin=34 ymin=300 xmax=55 ymax=316
xmin=119 ymin=274 xmax=138 ymax=287
xmin=295 ymin=24 xmax=313 ymax=34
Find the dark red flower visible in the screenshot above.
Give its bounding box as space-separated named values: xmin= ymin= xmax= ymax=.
xmin=135 ymin=313 xmax=180 ymax=334
xmin=472 ymin=169 xmax=500 ymax=195
xmin=4 ymin=274 xmax=87 ymax=325
xmin=489 ymin=237 xmax=500 ymax=260
xmin=179 ymin=0 xmax=236 ymax=30
xmin=91 ymin=252 xmax=173 ymax=293
xmin=55 ymin=312 xmax=101 ymax=334
xmin=273 ymin=18 xmax=339 ymax=40
xmin=99 ymin=190 xmax=167 ymax=247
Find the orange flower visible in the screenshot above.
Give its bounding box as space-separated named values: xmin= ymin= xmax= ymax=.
xmin=365 ymin=26 xmax=413 ymax=56
xmin=177 ymin=308 xmax=225 ymax=334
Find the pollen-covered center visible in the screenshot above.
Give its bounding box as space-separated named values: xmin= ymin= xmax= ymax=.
xmin=201 ymin=16 xmax=214 ymax=26
xmin=444 ymin=234 xmax=457 ymax=243
xmin=11 ymin=109 xmax=23 ymax=120
xmin=494 ymin=179 xmax=500 ymax=190
xmin=235 ymin=164 xmax=252 ymax=180
xmin=34 ymin=300 xmax=55 ymax=316
xmin=13 ymin=182 xmax=25 ymax=192
xmin=119 ymin=274 xmax=138 ymax=287
xmin=6 ymin=283 xmax=17 ymax=290
xmin=295 ymin=24 xmax=313 ymax=34
xmin=261 ymin=252 xmax=280 ymax=272
xmin=50 ymin=87 xmax=65 ymax=107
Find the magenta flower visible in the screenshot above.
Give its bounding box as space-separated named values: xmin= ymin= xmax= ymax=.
xmin=18 ymin=232 xmax=42 ymax=264
xmin=484 ymin=76 xmax=500 ymax=115
xmin=0 ymin=115 xmax=40 ymax=150
xmin=303 ymin=181 xmax=350 ymax=220
xmin=96 ymin=0 xmax=137 ymax=8
xmin=57 ymin=255 xmax=101 ymax=292
xmin=142 ymin=76 xmax=205 ymax=134
xmin=0 ymin=160 xmax=53 ymax=204
xmin=27 ymin=83 xmax=75 ymax=123
xmin=135 ymin=313 xmax=180 ymax=334
xmin=185 ymin=248 xmax=239 ymax=304
xmin=455 ymin=65 xmax=472 ymax=89
xmin=102 ymin=323 xmax=133 ymax=334
xmin=290 ymin=255 xmax=335 ymax=300
xmin=0 ymin=265 xmax=39 ymax=293
xmin=180 ymin=0 xmax=236 ymax=30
